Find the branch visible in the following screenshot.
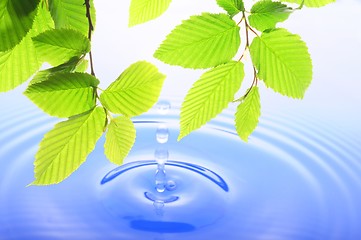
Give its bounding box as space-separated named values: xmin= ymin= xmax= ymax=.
xmin=84 ymin=0 xmax=95 ymax=76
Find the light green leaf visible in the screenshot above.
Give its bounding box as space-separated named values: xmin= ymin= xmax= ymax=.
xmin=0 ymin=0 xmax=40 ymax=51
xmin=282 ymin=0 xmax=335 ymax=8
xmin=249 ymin=0 xmax=292 ymax=31
xmin=179 ymin=61 xmax=244 ymax=140
xmin=100 ymin=61 xmax=166 ymax=117
xmin=0 ymin=5 xmax=54 ymax=92
xmin=216 ymin=0 xmax=244 ymax=17
xmin=154 ymin=13 xmax=240 ymax=69
xmin=32 ymin=28 xmax=90 ymax=66
xmin=235 ymin=87 xmax=261 ymax=141
xmin=129 ymin=0 xmax=172 ymax=27
xmin=24 ymin=72 xmax=99 ymax=118
xmin=74 ymin=59 xmax=89 ymax=72
xmin=105 ymin=116 xmax=136 ymax=165
xmin=250 ymin=28 xmax=312 ymax=99
xmin=31 ymin=107 xmax=106 ymax=185
xmin=49 ymin=0 xmax=96 ymax=36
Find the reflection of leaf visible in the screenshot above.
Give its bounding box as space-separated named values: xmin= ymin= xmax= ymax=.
xmin=100 ymin=61 xmax=166 ymax=117
xmin=154 ymin=13 xmax=240 ymax=69
xmin=33 ymin=28 xmax=90 ymax=66
xmin=32 ymin=107 xmax=106 ymax=185
xmin=0 ymin=5 xmax=53 ymax=92
xmin=179 ymin=61 xmax=244 ymax=140
xmin=216 ymin=0 xmax=244 ymax=17
xmin=24 ymin=72 xmax=99 ymax=118
xmin=235 ymin=87 xmax=261 ymax=141
xmin=249 ymin=0 xmax=291 ymax=31
xmin=129 ymin=0 xmax=172 ymax=27
xmin=0 ymin=0 xmax=39 ymax=51
xmin=48 ymin=0 xmax=96 ymax=36
xmin=282 ymin=0 xmax=335 ymax=7
xmin=250 ymin=28 xmax=312 ymax=99
xmin=105 ymin=116 xmax=136 ymax=165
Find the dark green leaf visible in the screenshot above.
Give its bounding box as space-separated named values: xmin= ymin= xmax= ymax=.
xmin=0 ymin=0 xmax=40 ymax=51
xmin=0 ymin=5 xmax=54 ymax=92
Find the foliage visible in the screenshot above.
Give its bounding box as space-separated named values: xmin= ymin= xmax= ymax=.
xmin=154 ymin=0 xmax=333 ymax=140
xmin=0 ymin=0 xmax=334 ymax=185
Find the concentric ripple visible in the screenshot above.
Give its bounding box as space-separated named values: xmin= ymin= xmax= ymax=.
xmin=0 ymin=99 xmax=361 ymax=240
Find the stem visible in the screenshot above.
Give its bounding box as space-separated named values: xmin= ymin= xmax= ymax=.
xmin=84 ymin=0 xmax=95 ymax=76
xmin=234 ymin=12 xmax=259 ymax=102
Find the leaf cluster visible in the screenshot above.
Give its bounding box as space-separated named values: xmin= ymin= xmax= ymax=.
xmin=0 ymin=0 xmax=334 ymax=185
xmin=148 ymin=0 xmax=333 ymax=141
xmin=1 ymin=0 xmax=166 ymax=185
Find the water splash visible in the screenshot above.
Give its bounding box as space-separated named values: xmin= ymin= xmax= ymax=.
xmin=1 ymin=101 xmax=361 ymax=239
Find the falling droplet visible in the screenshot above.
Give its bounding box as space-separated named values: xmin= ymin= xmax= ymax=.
xmin=155 ymin=167 xmax=166 ymax=193
xmin=156 ymin=100 xmax=171 ymax=115
xmin=155 ymin=148 xmax=169 ymax=165
xmin=156 ymin=124 xmax=169 ymax=144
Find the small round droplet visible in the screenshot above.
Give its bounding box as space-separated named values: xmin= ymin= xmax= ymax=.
xmin=156 ymin=100 xmax=171 ymax=115
xmin=166 ymin=180 xmax=177 ymax=191
xmin=155 ymin=148 xmax=169 ymax=165
xmin=156 ymin=124 xmax=169 ymax=143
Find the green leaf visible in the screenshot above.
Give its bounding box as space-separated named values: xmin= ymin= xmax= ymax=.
xmin=249 ymin=0 xmax=292 ymax=32
xmin=235 ymin=87 xmax=261 ymax=141
xmin=0 ymin=5 xmax=54 ymax=92
xmin=216 ymin=0 xmax=244 ymax=17
xmin=49 ymin=0 xmax=96 ymax=36
xmin=0 ymin=0 xmax=40 ymax=51
xmin=100 ymin=61 xmax=166 ymax=117
xmin=24 ymin=72 xmax=99 ymax=118
xmin=105 ymin=116 xmax=136 ymax=165
xmin=0 ymin=1 xmax=7 ymax=19
xmin=154 ymin=13 xmax=240 ymax=69
xmin=30 ymin=57 xmax=82 ymax=85
xmin=32 ymin=28 xmax=91 ymax=66
xmin=179 ymin=61 xmax=245 ymax=140
xmin=250 ymin=28 xmax=312 ymax=99
xmin=281 ymin=0 xmax=335 ymax=8
xmin=129 ymin=0 xmax=172 ymax=27
xmin=31 ymin=107 xmax=106 ymax=185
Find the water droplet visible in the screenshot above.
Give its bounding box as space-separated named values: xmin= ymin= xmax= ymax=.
xmin=166 ymin=180 xmax=177 ymax=191
xmin=153 ymin=200 xmax=165 ymax=216
xmin=156 ymin=124 xmax=169 ymax=143
xmin=155 ymin=148 xmax=169 ymax=165
xmin=156 ymin=100 xmax=171 ymax=115
xmin=155 ymin=169 xmax=166 ymax=193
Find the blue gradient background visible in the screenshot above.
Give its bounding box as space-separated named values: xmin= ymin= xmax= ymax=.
xmin=0 ymin=0 xmax=361 ymax=239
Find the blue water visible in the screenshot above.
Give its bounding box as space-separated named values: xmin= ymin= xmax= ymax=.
xmin=0 ymin=94 xmax=361 ymax=239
